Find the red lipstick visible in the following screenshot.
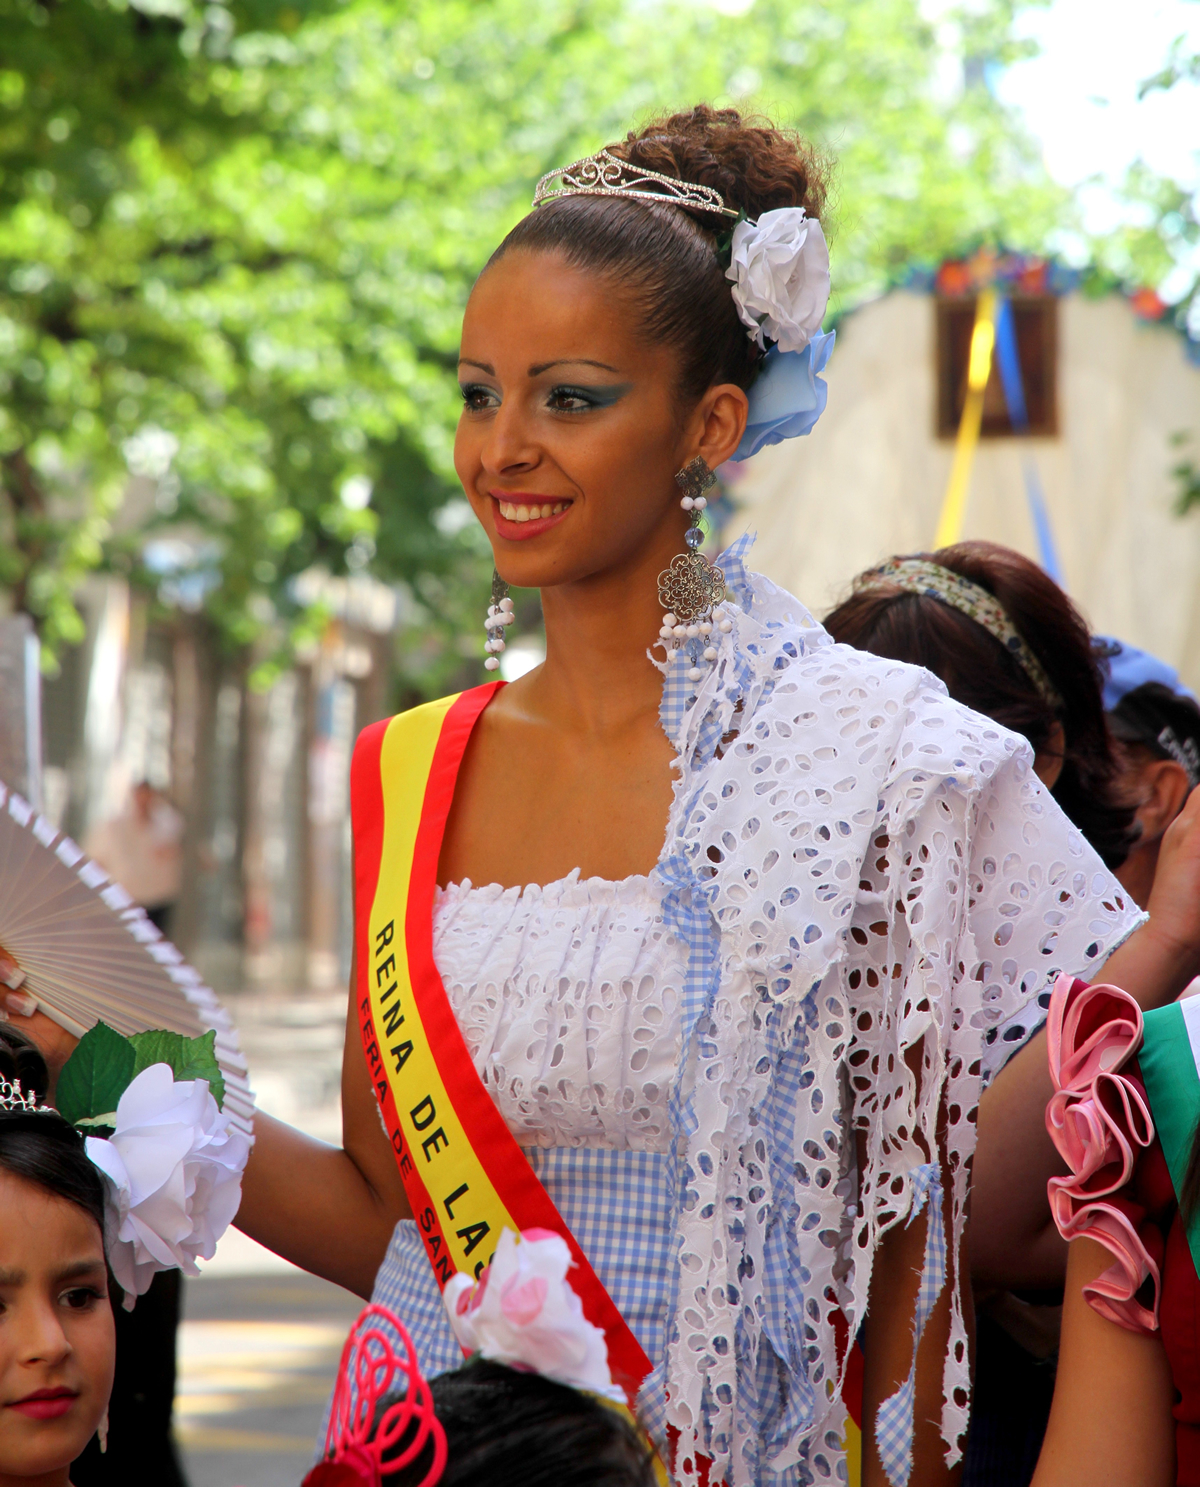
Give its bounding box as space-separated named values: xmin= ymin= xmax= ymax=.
xmin=8 ymin=1387 xmax=78 ymax=1420
xmin=490 ymin=492 xmax=572 ymax=542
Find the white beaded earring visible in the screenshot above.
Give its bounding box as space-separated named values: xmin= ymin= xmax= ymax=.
xmin=98 ymin=1407 xmax=109 ymax=1454
xmin=658 ymin=457 xmax=730 ymax=682
xmin=483 ymin=569 xmax=514 ymax=672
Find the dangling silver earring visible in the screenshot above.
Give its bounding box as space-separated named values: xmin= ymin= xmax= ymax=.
xmin=483 ymin=569 xmax=514 ymax=672
xmin=98 ymin=1407 xmax=109 ymax=1453
xmin=658 ymin=457 xmax=730 ymax=682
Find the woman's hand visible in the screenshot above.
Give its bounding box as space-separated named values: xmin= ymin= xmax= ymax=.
xmin=1 ymin=989 xmax=79 ymax=1099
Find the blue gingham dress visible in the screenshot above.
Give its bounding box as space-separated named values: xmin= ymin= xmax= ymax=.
xmin=370 ymin=871 xmax=687 ymax=1379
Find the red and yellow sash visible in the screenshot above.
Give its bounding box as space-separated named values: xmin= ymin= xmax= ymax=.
xmin=351 ymin=683 xmax=654 ymax=1408
xmin=351 ymin=682 xmax=862 ymax=1482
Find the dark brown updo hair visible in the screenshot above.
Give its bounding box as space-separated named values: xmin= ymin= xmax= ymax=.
xmin=489 ymin=105 xmax=831 ymax=405
xmin=824 ymin=541 xmax=1138 ymax=868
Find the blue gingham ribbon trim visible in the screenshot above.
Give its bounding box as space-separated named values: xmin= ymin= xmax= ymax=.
xmin=648 ymin=529 xmax=832 ymax=1475
xmin=873 ymin=1162 xmax=946 ymax=1487
xmin=657 ymin=530 xmax=757 ymax=756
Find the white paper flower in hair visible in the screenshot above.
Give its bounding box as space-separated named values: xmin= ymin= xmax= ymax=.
xmin=85 ymin=1063 xmax=250 ymax=1305
xmin=443 ymin=1228 xmax=624 ymax=1403
xmin=725 ymin=208 xmax=830 ymax=354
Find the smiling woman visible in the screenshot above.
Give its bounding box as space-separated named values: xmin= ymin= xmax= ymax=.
xmin=228 ymin=104 xmax=1152 ymax=1487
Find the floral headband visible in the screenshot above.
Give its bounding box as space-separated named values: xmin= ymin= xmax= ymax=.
xmin=0 ymin=1019 xmax=250 ymax=1306
xmin=533 ymin=148 xmax=834 ymax=461
xmin=853 ymin=557 xmax=1064 ymax=711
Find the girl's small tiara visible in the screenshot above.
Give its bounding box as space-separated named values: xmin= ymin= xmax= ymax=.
xmin=0 ymin=1074 xmax=52 ymax=1117
xmin=533 ymin=148 xmax=740 ymax=220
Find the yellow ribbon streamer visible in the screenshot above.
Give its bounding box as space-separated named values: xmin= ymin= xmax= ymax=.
xmin=934 ymin=289 xmax=997 ymax=548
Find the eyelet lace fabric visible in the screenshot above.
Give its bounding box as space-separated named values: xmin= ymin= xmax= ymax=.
xmin=638 ymin=538 xmax=1145 ymax=1486
xmin=433 ymin=873 xmax=684 ymax=1153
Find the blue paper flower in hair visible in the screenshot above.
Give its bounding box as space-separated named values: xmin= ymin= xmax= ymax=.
xmin=733 ymin=328 xmax=835 ymax=461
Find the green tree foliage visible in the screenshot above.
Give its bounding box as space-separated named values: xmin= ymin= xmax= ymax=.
xmin=1 ymin=0 xmax=1067 ymax=692
xmin=1118 ymin=33 xmax=1200 ymax=518
xmin=1085 ymin=31 xmax=1200 ymax=348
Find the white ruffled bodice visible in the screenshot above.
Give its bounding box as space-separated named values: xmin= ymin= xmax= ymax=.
xmin=432 ymin=872 xmax=685 ymax=1154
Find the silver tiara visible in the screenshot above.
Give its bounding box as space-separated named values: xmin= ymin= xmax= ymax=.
xmin=533 ymin=148 xmax=740 ymax=220
xmin=0 ymin=1074 xmax=50 ymax=1116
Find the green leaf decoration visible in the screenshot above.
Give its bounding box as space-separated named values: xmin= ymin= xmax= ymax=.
xmin=128 ymin=1027 xmax=225 ymax=1110
xmin=177 ymin=1031 xmax=225 ymax=1111
xmin=128 ymin=1029 xmax=185 ymax=1078
xmin=56 ymin=1023 xmax=136 ymax=1127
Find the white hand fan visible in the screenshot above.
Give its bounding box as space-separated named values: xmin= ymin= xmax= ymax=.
xmin=0 ymin=780 xmax=254 ymax=1137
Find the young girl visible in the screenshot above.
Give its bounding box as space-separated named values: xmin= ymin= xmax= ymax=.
xmin=0 ymin=1028 xmax=114 ymax=1487
xmin=304 ymin=1232 xmax=662 ymax=1487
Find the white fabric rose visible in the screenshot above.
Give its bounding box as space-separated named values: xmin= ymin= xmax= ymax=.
xmin=725 ymin=208 xmax=830 ymax=354
xmin=443 ymin=1228 xmax=623 ymax=1403
xmin=85 ymin=1063 xmax=251 ymax=1304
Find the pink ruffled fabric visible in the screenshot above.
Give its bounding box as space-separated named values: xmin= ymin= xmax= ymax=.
xmin=1045 ymin=973 xmax=1159 ymax=1333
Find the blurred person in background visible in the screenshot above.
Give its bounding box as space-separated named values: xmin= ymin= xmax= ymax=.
xmin=1099 ymin=638 xmax=1200 ymax=911
xmin=825 ymin=543 xmax=1200 ymax=1487
xmin=83 ymin=782 xmax=183 ymax=938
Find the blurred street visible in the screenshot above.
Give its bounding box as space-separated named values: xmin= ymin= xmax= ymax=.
xmin=178 ymin=986 xmax=358 ymax=1487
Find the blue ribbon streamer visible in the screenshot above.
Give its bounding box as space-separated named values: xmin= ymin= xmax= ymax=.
xmin=993 ymin=299 xmax=1064 ymax=585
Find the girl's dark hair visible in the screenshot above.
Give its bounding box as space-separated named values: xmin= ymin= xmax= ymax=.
xmin=1108 ymin=680 xmax=1200 ymax=780
xmin=489 ymin=105 xmax=831 ymax=405
xmin=0 ymin=1023 xmax=107 ymax=1238
xmin=824 ymin=541 xmax=1138 ymax=867
xmin=385 ymin=1358 xmax=657 ymax=1487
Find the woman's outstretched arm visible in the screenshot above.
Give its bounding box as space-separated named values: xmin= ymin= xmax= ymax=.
xmin=233 ymin=955 xmax=412 ymax=1297
xmin=971 ymin=784 xmax=1200 ymax=1288
xmin=2 ymin=953 xmax=410 ymax=1298
xmin=1030 ymin=1237 xmax=1174 ymax=1487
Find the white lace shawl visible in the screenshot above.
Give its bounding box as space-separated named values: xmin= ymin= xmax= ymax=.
xmin=650 ymin=559 xmax=1143 ymax=1485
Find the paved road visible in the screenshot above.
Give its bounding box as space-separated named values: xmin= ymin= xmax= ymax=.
xmin=174 ymin=986 xmax=359 ymax=1487
xmin=178 ymin=1271 xmax=362 ymax=1487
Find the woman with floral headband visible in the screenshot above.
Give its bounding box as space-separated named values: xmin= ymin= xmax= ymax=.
xmin=223 ymin=106 xmax=1200 ymax=1486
